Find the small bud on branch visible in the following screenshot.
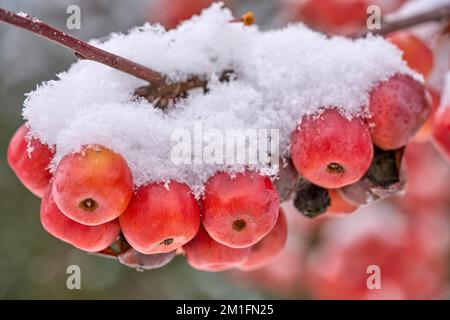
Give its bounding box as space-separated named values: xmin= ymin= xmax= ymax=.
xmin=230 ymin=11 xmax=255 ymax=26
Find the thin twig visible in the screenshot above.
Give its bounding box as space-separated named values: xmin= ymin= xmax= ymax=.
xmin=0 ymin=7 xmax=165 ymax=85
xmin=355 ymin=4 xmax=450 ymax=37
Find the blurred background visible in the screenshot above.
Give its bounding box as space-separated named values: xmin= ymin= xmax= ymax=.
xmin=1 ymin=0 xmax=449 ymax=299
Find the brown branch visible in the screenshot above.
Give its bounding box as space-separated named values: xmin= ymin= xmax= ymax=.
xmin=134 ymin=70 xmax=233 ymax=109
xmin=0 ymin=7 xmax=165 ymax=85
xmin=355 ymin=4 xmax=450 ymax=37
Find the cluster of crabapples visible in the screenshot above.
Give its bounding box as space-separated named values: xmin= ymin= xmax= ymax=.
xmin=8 ymin=67 xmax=444 ymax=272
xmin=289 ymin=71 xmax=435 ymax=218
xmin=7 ymin=126 xmax=287 ymax=272
xmin=6 ymin=7 xmax=450 ymax=271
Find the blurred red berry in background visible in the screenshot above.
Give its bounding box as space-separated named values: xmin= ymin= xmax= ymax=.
xmin=305 ymin=217 xmax=447 ymax=299
xmin=149 ymin=0 xmax=233 ymax=29
xmin=432 ymin=107 xmax=450 ymax=163
xmin=387 ymin=31 xmax=434 ymax=79
xmin=294 ymin=0 xmax=405 ymax=35
xmin=414 ymin=88 xmax=441 ymax=143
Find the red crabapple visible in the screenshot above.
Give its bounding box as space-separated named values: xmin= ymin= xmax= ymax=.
xmin=387 ymin=31 xmax=434 ymax=79
xmin=183 ymin=225 xmax=251 ymax=272
xmin=120 ymin=181 xmax=201 ymax=254
xmin=201 ymin=170 xmax=279 ymax=248
xmin=290 ymin=108 xmax=373 ymax=189
xmin=327 ymin=189 xmax=357 ymax=215
xmin=239 ymin=208 xmax=288 ymax=271
xmin=367 ymin=74 xmax=430 ymax=150
xmin=52 ymin=145 xmax=133 ymax=226
xmin=432 ymin=107 xmax=450 ymax=162
xmin=7 ymin=124 xmax=54 ymax=197
xmin=40 ymin=185 xmax=120 ymax=252
xmin=118 ymin=247 xmax=176 ymax=270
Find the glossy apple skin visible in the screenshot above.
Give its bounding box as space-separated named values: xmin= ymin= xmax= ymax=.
xmin=291 ymin=108 xmax=373 ymax=189
xmin=40 ymin=185 xmax=120 ymax=252
xmin=52 ymin=145 xmax=133 ymax=226
xmin=120 ymin=181 xmax=201 ymax=254
xmin=367 ymin=74 xmax=430 ymax=150
xmin=387 ymin=31 xmax=434 ymax=79
xmin=183 ymin=225 xmax=251 ymax=272
xmin=201 ymin=170 xmax=280 ymax=248
xmin=7 ymin=124 xmax=54 ymax=198
xmin=239 ymin=208 xmax=288 ymax=271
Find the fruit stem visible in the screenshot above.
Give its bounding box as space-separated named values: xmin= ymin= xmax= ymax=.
xmin=355 ymin=4 xmax=450 ymax=37
xmin=0 ymin=7 xmax=165 ymax=85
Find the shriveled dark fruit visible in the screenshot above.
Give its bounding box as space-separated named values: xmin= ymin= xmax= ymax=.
xmin=274 ymin=157 xmax=300 ymax=202
xmin=365 ymin=146 xmax=404 ymax=187
xmin=293 ymin=178 xmax=330 ymax=218
xmin=340 ymin=147 xmax=406 ymax=205
xmin=118 ymin=248 xmax=176 ymax=271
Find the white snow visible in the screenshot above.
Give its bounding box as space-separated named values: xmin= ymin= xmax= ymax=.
xmin=22 ymin=3 xmax=415 ymax=196
xmin=16 ymin=12 xmax=29 ymax=18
